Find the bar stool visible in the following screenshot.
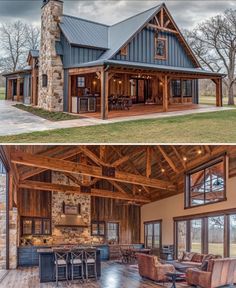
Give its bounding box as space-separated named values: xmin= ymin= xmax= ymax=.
xmin=84 ymin=248 xmax=97 ymax=281
xmin=70 ymin=248 xmax=84 ymax=282
xmin=54 ymin=249 xmax=69 ymax=287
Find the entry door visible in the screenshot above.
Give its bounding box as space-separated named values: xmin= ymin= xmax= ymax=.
xmin=137 ymin=80 xmax=145 ymax=103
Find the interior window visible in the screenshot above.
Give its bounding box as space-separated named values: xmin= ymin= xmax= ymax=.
xmin=107 ymin=222 xmax=119 ymax=244
xmin=186 ymin=156 xmax=226 ymax=208
xmin=145 ymin=221 xmax=161 ymax=249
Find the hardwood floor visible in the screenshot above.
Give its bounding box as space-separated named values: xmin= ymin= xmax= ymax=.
xmin=0 ymin=262 xmax=190 ymax=288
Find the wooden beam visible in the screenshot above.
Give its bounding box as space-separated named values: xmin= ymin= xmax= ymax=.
xmin=146 ymin=147 xmax=152 ymax=178
xmin=101 ymin=70 xmax=109 ymax=120
xmin=171 ymin=146 xmax=186 ymax=169
xmin=19 ymin=180 xmax=150 ymax=203
xmin=20 ymin=147 xmax=82 ymax=180
xmin=156 ymin=146 xmax=178 ymax=173
xmin=160 ymin=7 xmax=164 ymax=27
xmin=11 ymin=151 xmax=176 ymax=191
xmin=79 ymin=146 xmax=107 ymax=167
xmin=162 ymin=75 xmax=168 ymax=112
xmin=68 ymin=66 xmax=103 ymax=76
xmin=111 ymin=147 xmax=144 ymax=168
xmin=147 ymin=23 xmax=179 ymax=34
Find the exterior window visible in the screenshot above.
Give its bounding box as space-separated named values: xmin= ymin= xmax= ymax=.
xmin=42 ymin=74 xmax=48 ymax=88
xmin=190 ymin=219 xmax=202 ymax=253
xmin=144 ymin=221 xmax=161 ymax=249
xmin=208 ymin=216 xmax=224 ymax=256
xmin=121 ymin=46 xmax=128 ymax=56
xmin=172 ymin=80 xmax=181 ymax=97
xmin=77 ymin=76 xmax=85 ymax=88
xmin=230 ymin=215 xmax=236 ymax=257
xmin=107 ymin=222 xmax=119 ymax=244
xmin=176 ymin=221 xmax=187 ymax=257
xmin=155 ymin=37 xmax=167 ymax=60
xmin=182 ymin=80 xmax=192 ymax=97
xmin=185 ymin=156 xmax=226 ymax=208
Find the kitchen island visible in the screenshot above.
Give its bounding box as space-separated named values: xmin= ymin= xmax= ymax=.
xmin=37 ymin=247 xmax=101 ymax=283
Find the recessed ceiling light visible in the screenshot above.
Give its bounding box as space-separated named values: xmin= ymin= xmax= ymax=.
xmin=198 ymin=149 xmax=202 ymax=155
xmin=161 ymin=168 xmax=165 ymax=173
xmin=183 ymin=157 xmax=187 ymax=161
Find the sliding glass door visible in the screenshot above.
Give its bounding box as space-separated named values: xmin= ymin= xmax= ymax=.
xmin=230 ymin=215 xmax=236 ymax=257
xmin=177 ymin=221 xmax=187 ymax=257
xmin=190 ymin=219 xmax=202 ymax=253
xmin=144 ymin=221 xmax=161 ymax=249
xmin=208 ymin=216 xmax=224 ymax=256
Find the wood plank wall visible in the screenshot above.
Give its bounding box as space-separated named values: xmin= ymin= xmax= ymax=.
xmin=18 ymin=171 xmax=51 ymax=218
xmin=91 ymin=196 xmax=140 ymax=244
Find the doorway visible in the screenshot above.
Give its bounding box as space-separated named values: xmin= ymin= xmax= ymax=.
xmin=136 ymin=79 xmax=151 ymax=103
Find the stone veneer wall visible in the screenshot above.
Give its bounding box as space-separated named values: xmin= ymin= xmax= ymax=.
xmin=0 ymin=173 xmax=18 ymax=269
xmin=21 ymin=172 xmax=103 ymax=246
xmin=38 ymin=0 xmax=64 ymax=112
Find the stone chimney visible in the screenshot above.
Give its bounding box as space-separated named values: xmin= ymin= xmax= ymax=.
xmin=38 ymin=0 xmax=64 ymax=112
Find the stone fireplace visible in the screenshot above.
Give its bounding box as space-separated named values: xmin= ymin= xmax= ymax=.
xmin=38 ymin=0 xmax=64 ymax=112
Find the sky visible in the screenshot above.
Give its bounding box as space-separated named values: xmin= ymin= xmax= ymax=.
xmin=0 ymin=0 xmax=236 ymax=28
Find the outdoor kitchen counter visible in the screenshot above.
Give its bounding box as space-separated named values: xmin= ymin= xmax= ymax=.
xmin=37 ymin=248 xmax=101 ymax=283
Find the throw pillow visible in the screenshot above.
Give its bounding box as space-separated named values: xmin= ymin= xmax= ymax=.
xmin=182 ymin=251 xmax=195 ymax=261
xmin=191 ymin=253 xmax=204 ymax=263
xmin=200 ymin=260 xmax=208 ymax=271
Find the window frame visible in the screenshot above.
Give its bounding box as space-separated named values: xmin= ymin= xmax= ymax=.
xmin=185 ymin=155 xmax=227 ymax=209
xmin=42 ymin=74 xmax=48 ymax=88
xmin=144 ymin=219 xmax=162 ymax=249
xmin=154 ymin=36 xmax=167 ymax=60
xmin=21 ymin=217 xmax=51 ymax=236
xmin=174 ymin=208 xmax=236 ymax=259
xmin=106 ymin=222 xmax=119 ymax=244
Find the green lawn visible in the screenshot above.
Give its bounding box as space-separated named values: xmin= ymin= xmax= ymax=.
xmin=1 ymin=109 xmax=236 ymax=143
xmin=200 ymin=95 xmax=236 ymax=107
xmin=14 ymin=104 xmax=81 ymax=122
xmin=0 ymin=87 xmax=5 ymax=100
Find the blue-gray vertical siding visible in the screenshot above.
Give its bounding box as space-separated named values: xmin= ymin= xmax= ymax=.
xmin=113 ymin=28 xmax=194 ymax=68
xmin=61 ymin=32 xmax=105 ymax=67
xmin=63 ymin=69 xmax=69 ymax=112
xmin=192 ymin=79 xmax=199 ymax=104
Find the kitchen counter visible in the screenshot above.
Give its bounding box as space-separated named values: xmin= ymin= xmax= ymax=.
xmin=38 ymin=248 xmax=101 ymax=283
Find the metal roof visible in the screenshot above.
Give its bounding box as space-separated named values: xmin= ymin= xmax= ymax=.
xmin=59 ymin=4 xmax=161 ymax=56
xmin=100 ymin=4 xmax=161 ymax=60
xmin=29 ymin=50 xmax=39 ymax=58
xmin=64 ymin=59 xmax=225 ymax=77
xmin=59 ymin=15 xmax=109 ymax=49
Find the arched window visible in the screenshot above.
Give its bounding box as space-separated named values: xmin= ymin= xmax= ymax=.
xmin=42 ymin=74 xmax=48 ymax=88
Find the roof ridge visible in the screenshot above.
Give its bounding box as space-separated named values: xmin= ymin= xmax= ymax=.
xmin=111 ymin=3 xmax=162 ymax=27
xmin=62 ymin=14 xmax=110 ymax=27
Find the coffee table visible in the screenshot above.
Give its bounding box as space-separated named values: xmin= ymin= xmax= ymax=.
xmin=165 ymin=271 xmax=186 ymax=288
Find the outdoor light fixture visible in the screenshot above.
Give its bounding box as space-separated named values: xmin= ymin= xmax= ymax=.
xmin=118 ymin=80 xmax=122 ymax=84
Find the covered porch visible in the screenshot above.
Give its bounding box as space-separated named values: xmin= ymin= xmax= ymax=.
xmin=4 ymin=69 xmax=32 ymax=104
xmin=67 ymin=61 xmax=224 ymax=120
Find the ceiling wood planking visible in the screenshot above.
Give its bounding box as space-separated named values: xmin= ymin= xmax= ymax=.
xmin=156 ymin=146 xmax=178 ymax=173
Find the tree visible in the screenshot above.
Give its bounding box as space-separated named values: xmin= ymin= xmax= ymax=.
xmin=0 ymin=21 xmax=40 ymax=72
xmin=185 ymin=9 xmax=236 ymax=105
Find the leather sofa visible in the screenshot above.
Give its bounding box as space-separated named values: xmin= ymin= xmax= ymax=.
xmin=186 ymin=258 xmax=236 ymax=288
xmin=171 ymin=252 xmax=221 ymax=272
xmin=137 ymin=253 xmax=175 ymax=282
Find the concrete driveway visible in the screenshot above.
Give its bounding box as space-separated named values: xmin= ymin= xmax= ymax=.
xmin=0 ymin=101 xmax=105 ymax=136
xmin=0 ymin=100 xmax=234 ymax=137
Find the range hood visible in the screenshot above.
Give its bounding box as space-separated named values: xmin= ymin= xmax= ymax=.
xmin=55 ymin=215 xmax=88 ymax=228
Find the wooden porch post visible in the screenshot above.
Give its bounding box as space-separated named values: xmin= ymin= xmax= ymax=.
xmin=32 ymin=59 xmax=37 ymax=106
xmin=163 ymin=75 xmax=168 ymax=112
xmin=16 ymin=77 xmax=20 ymax=102
xmin=101 ymin=69 xmax=109 ymax=120
xmin=216 ymin=78 xmax=223 ymax=107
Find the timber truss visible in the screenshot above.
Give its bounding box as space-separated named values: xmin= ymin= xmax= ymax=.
xmin=4 ymin=145 xmax=235 ymax=208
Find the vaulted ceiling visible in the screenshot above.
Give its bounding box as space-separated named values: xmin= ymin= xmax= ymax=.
xmin=3 ymin=145 xmax=236 ymax=206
